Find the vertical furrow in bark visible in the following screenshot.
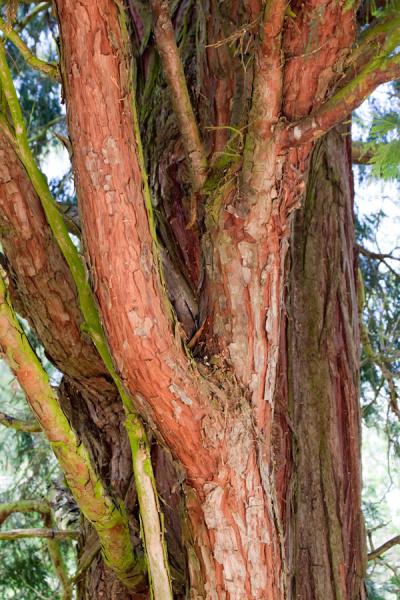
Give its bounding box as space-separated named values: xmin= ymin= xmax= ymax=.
xmin=279 ymin=125 xmax=366 ymax=600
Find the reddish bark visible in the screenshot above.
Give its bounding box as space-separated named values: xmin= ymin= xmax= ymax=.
xmin=2 ymin=0 xmax=393 ymax=596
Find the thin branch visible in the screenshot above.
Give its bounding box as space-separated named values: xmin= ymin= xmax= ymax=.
xmin=360 ymin=320 xmax=400 ymax=420
xmin=0 ymin=411 xmax=41 ymax=432
xmin=149 ymin=0 xmax=207 ymax=192
xmin=356 ymin=244 xmax=400 ymax=262
xmin=0 ymin=499 xmax=73 ymax=599
xmin=28 ymin=115 xmax=66 ymax=143
xmin=352 ymin=141 xmax=376 ymax=164
xmin=0 ymin=499 xmax=50 ymax=526
xmin=357 ymin=244 xmax=400 ymax=282
xmin=0 ymin=19 xmax=61 ymax=82
xmin=0 ymin=272 xmax=145 ymax=588
xmin=0 ymin=527 xmax=79 ymax=540
xmin=368 ymin=534 xmax=400 ymax=561
xmin=14 ymin=2 xmax=52 ymax=34
xmin=281 ymin=52 xmax=400 ymax=148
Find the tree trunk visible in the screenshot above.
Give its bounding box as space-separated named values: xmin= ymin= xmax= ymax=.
xmin=2 ymin=0 xmax=397 ymax=596
xmin=274 ymin=124 xmax=367 ymax=599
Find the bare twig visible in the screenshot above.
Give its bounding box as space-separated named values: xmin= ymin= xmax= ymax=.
xmin=368 ymin=534 xmax=400 ymax=561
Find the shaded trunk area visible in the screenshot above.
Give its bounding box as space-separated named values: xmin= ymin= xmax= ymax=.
xmin=274 ymin=125 xmax=367 ymax=600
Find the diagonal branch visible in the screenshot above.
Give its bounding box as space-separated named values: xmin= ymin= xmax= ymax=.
xmin=0 ymin=411 xmax=41 ymax=432
xmin=150 ymin=0 xmax=207 ymax=192
xmin=281 ymin=53 xmax=400 ymax=148
xmin=368 ymin=534 xmax=400 ymax=561
xmin=14 ymin=2 xmax=52 ymax=33
xmin=54 ymin=0 xmax=218 ymax=485
xmin=0 ymin=272 xmax=146 ymax=588
xmin=0 ymin=18 xmax=61 ymax=82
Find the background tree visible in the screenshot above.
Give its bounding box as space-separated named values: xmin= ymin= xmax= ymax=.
xmin=0 ymin=0 xmax=400 ymax=598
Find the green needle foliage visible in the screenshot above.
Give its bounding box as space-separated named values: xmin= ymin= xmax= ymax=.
xmin=354 ymin=83 xmax=400 ymax=599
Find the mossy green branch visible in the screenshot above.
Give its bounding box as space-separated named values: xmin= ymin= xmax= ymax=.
xmin=0 ymin=411 xmax=41 ymax=432
xmin=345 ymin=6 xmax=400 ymax=70
xmin=0 ymin=20 xmax=61 ymax=82
xmin=281 ymin=48 xmax=400 ymax=148
xmin=0 ymin=273 xmax=145 ymax=588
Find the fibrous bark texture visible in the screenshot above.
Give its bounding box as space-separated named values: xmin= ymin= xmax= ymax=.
xmin=274 ymin=125 xmax=367 ymax=600
xmin=2 ymin=0 xmax=395 ymax=595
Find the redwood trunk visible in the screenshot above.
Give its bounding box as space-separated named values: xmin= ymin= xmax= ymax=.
xmin=274 ymin=125 xmax=367 ymax=599
xmin=0 ymin=0 xmax=374 ymax=596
